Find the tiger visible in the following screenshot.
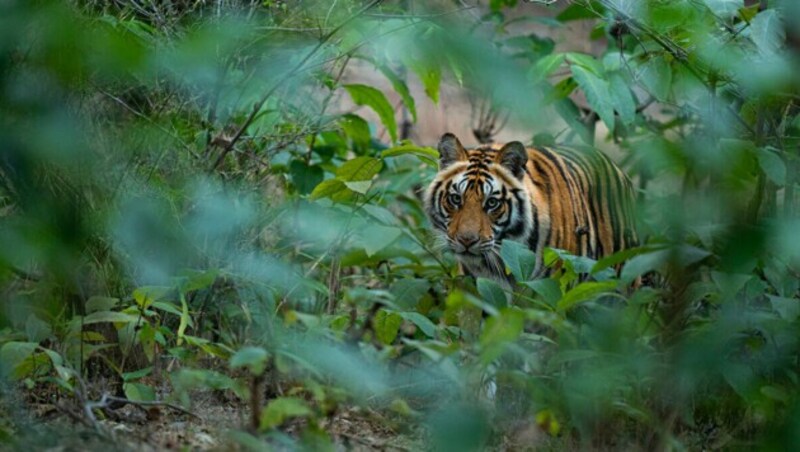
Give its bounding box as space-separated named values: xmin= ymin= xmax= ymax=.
xmin=424 ymin=132 xmax=638 ymax=286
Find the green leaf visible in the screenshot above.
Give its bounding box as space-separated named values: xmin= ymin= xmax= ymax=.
xmin=565 ymin=52 xmax=604 ymax=76
xmin=677 ymin=245 xmax=713 ymax=266
xmin=377 ymin=64 xmax=417 ymax=122
xmin=230 ymin=346 xmax=269 ymax=375
xmin=557 ymin=281 xmax=617 ymax=312
xmin=390 ymin=278 xmax=431 ymax=310
xmin=768 ymin=295 xmax=800 ymax=321
xmin=374 ymin=309 xmax=403 ymax=345
xmin=0 ymin=342 xmax=38 ymax=379
xmin=83 ymin=311 xmax=141 ymax=325
xmin=620 ymin=249 xmax=668 ymax=284
xmin=591 ymin=245 xmax=665 ymax=274
xmin=343 ymin=180 xmax=372 ymax=194
xmin=289 ymin=160 xmax=324 ymax=195
xmin=172 ymin=368 xmax=242 ymax=396
xmin=521 ymin=279 xmax=562 ymax=306
xmin=490 ymin=0 xmax=518 ymax=13
xmin=11 ymin=352 xmax=51 ymax=380
xmin=757 ymin=146 xmax=786 ymax=185
xmin=25 ymin=315 xmax=51 ymax=343
xmin=336 ymin=156 xmax=383 ymax=181
xmin=123 ymin=382 xmax=156 ymax=402
xmin=749 ymin=9 xmax=784 ymax=56
xmin=85 ymin=296 xmax=120 ymax=313
xmin=479 ymin=308 xmax=524 ymax=363
xmin=500 ymin=240 xmax=537 ymax=282
xmin=608 ymin=73 xmax=637 ymax=125
xmin=408 ymin=61 xmax=441 ymax=104
xmin=42 ymin=349 xmax=63 ymax=367
xmin=553 ymin=97 xmax=593 ymax=144
xmin=648 ymin=0 xmax=697 ymax=32
xmin=556 ymin=2 xmax=604 ymax=22
xmin=477 ymin=277 xmax=507 ymax=310
xmin=122 ymin=367 xmax=153 ymax=382
xmin=54 ymin=365 xmax=75 ymax=384
xmin=637 ymin=55 xmax=672 ymax=101
xmin=702 ymin=0 xmax=742 ymax=18
xmin=177 ymin=292 xmax=190 ymax=346
xmin=150 ymin=301 xmax=183 ymax=317
xmin=361 ymin=204 xmax=400 ymax=226
xmin=723 ymin=362 xmax=757 ymax=400
xmin=133 ymin=286 xmax=170 ymax=309
xmin=547 ymin=77 xmax=578 ymax=103
xmin=738 ymin=4 xmax=759 ymax=23
xmin=381 ymin=144 xmax=439 ymax=167
xmin=529 ymin=53 xmax=566 ymax=82
xmin=446 ymin=289 xmax=499 ymax=317
xmin=761 ymin=385 xmax=790 ymax=403
xmin=398 ymin=312 xmax=437 ymax=338
xmin=344 ymin=84 xmax=398 ymax=143
xmin=339 ymin=114 xmax=371 ymax=152
xmin=183 ymin=335 xmax=235 ymax=359
xmin=620 ymin=245 xmax=710 ymax=284
xmin=480 ymin=308 xmax=524 ymax=347
xmin=571 ymin=65 xmax=615 ymax=130
xmin=309 ymin=179 xmax=347 ymax=201
xmin=354 ymin=224 xmax=403 ymax=257
xmin=260 ymin=397 xmax=312 ymax=431
xmin=179 ymin=269 xmax=218 ymax=292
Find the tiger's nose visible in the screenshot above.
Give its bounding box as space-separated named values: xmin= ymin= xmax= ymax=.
xmin=457 ymin=233 xmax=479 ymax=248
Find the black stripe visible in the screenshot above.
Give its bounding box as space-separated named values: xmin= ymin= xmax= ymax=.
xmin=528 ymin=204 xmax=540 ymax=254
xmin=599 ymin=156 xmax=622 ymax=253
xmin=536 ymin=147 xmax=572 ymax=191
xmin=559 ymin=158 xmax=586 ymax=251
xmin=533 ymin=160 xmax=551 ymax=196
xmin=563 ymin=148 xmax=606 ymax=258
xmin=465 ymin=170 xmax=492 ymax=179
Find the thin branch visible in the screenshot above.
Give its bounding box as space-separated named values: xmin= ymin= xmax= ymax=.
xmin=636 ymin=96 xmax=656 ymax=113
xmin=96 ymin=86 xmax=198 ymax=159
xmin=363 ymin=6 xmax=477 ymax=19
xmin=306 ymin=53 xmax=353 ymax=164
xmin=255 ymin=26 xmax=334 ymax=32
xmin=209 ymin=0 xmax=385 ymax=173
xmin=89 ymin=393 xmax=200 ymax=419
xmin=585 ymin=0 xmax=756 ymax=136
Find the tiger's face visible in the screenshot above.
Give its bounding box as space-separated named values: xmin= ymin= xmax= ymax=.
xmin=425 ymin=133 xmax=533 ymax=269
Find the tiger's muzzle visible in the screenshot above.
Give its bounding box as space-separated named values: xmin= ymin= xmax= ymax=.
xmin=450 ymin=232 xmax=496 ymax=256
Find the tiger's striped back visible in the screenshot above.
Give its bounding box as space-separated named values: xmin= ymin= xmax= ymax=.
xmin=526 ymin=144 xmax=638 ymax=262
xmin=425 ymin=133 xmax=637 ymax=285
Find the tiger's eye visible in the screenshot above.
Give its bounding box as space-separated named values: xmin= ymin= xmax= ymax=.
xmin=485 ymin=197 xmax=499 ymax=209
xmin=448 ymin=193 xmax=462 ymax=205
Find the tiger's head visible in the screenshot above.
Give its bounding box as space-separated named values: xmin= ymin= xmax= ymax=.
xmin=424 ymin=133 xmax=533 ymax=268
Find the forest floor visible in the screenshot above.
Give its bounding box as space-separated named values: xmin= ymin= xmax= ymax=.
xmin=1 ymin=388 xmax=428 ymax=451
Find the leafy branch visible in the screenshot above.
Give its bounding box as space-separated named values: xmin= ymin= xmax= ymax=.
xmin=208 ymin=0 xmax=385 ymax=172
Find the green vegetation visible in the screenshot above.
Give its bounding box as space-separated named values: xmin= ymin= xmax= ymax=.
xmin=1 ymin=0 xmax=799 ymax=449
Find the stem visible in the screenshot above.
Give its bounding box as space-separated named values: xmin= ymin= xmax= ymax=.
xmin=327 ymin=255 xmax=341 ymax=314
xmin=250 ymin=372 xmax=265 ymax=431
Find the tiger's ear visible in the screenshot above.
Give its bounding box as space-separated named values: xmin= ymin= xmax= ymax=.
xmin=437 ymin=133 xmax=467 ymax=169
xmin=496 ymin=141 xmax=528 ymax=178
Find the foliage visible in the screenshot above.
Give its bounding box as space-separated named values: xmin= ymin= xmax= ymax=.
xmin=0 ymin=0 xmax=799 ymax=449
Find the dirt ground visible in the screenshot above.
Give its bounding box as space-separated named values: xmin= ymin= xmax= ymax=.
xmin=2 ymin=388 xmax=425 ymax=451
